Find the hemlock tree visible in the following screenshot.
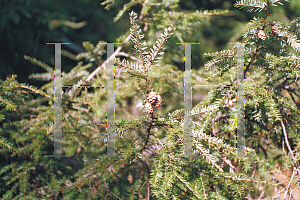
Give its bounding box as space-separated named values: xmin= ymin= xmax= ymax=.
xmin=0 ymin=0 xmax=300 ymax=199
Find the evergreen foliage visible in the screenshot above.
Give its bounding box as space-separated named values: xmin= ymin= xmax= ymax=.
xmin=1 ymin=0 xmax=300 ymax=199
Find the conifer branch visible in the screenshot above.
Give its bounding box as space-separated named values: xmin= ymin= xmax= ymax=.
xmin=28 ymin=73 xmax=53 ymax=81
xmin=0 ymin=97 xmax=17 ymax=110
xmin=236 ymin=0 xmax=267 ymax=10
xmin=244 ymin=3 xmax=271 ymax=73
xmin=18 ymin=85 xmax=50 ymax=98
xmin=109 ymin=191 xmax=122 ymax=200
xmin=24 ymin=55 xmax=54 ymax=74
xmin=115 ymin=52 xmax=143 ymax=64
xmin=173 ymin=171 xmax=202 ymax=199
xmin=129 ymin=10 xmax=146 ymax=72
xmin=113 ymin=58 xmax=144 ymax=75
xmin=145 ymin=27 xmax=173 ymax=72
xmin=142 ymin=113 xmax=154 ymax=152
xmin=85 ymin=33 xmax=132 ymax=83
xmin=0 ymin=136 xmax=16 ymax=152
xmin=3 ymin=1 xmax=300 ymax=198
xmin=280 ymin=121 xmax=300 ymax=180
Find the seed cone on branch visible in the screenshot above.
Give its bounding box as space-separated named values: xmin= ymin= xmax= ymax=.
xmin=272 ymin=22 xmax=278 ymax=35
xmin=147 ymin=90 xmax=162 ymax=108
xmin=145 ymin=102 xmax=154 ymax=114
xmin=256 ymin=28 xmax=266 ymax=40
xmin=127 ymin=173 xmax=133 ymax=184
xmin=147 ymin=90 xmax=157 ymax=103
xmin=154 ymin=93 xmax=161 ymax=108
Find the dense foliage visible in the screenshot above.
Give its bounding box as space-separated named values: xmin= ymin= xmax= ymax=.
xmin=1 ymin=0 xmax=300 ymax=199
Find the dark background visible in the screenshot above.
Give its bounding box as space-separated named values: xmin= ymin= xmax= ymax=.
xmin=1 ymin=0 xmax=299 ymax=87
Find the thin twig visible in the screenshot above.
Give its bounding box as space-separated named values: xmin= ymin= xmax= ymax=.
xmin=280 ymin=121 xmax=300 ymax=180
xmin=138 ymin=180 xmax=148 ymax=195
xmin=283 ymin=169 xmax=295 ymax=199
xmin=142 ymin=113 xmax=153 ymax=152
xmin=147 ymin=181 xmax=150 ymax=200
xmin=85 ymin=33 xmax=132 ymax=83
xmin=110 ymin=191 xmax=123 ymax=200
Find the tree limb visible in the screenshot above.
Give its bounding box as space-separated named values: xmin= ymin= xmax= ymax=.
xmin=85 ymin=33 xmax=132 ymax=83
xmin=280 ymin=121 xmax=300 ymax=180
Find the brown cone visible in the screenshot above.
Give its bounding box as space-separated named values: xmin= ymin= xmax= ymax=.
xmin=256 ymin=28 xmax=266 ymax=40
xmin=145 ymin=102 xmax=154 ymax=114
xmin=154 ymin=93 xmax=162 ymax=108
xmin=272 ymin=22 xmax=278 ymax=35
xmin=147 ymin=90 xmax=157 ymax=103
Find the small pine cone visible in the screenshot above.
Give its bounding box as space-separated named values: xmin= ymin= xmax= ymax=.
xmin=256 ymin=28 xmax=266 ymax=40
xmin=272 ymin=22 xmax=278 ymax=35
xmin=147 ymin=90 xmax=157 ymax=103
xmin=153 ymin=93 xmax=162 ymax=108
xmin=145 ymin=102 xmax=154 ymax=114
xmin=127 ymin=173 xmax=133 ymax=184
